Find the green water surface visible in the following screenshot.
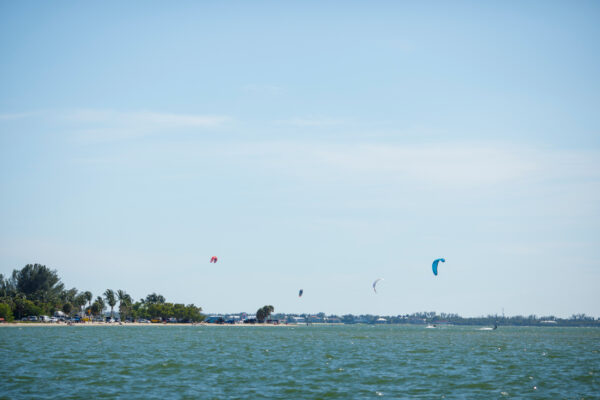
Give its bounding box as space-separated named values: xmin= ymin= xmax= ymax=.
xmin=1 ymin=325 xmax=598 ymax=399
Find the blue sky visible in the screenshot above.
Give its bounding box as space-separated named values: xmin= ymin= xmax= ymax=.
xmin=1 ymin=1 xmax=599 ymax=317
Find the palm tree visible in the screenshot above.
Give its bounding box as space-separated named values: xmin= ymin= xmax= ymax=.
xmin=117 ymin=290 xmax=131 ymax=321
xmin=74 ymin=293 xmax=87 ymax=318
xmin=256 ymin=305 xmax=275 ymax=323
xmin=124 ymin=294 xmax=132 ymax=320
xmin=265 ymin=305 xmax=274 ymax=320
xmin=60 ymin=288 xmax=78 ymax=305
xmin=95 ymin=296 xmax=105 ymax=319
xmin=90 ymin=301 xmax=101 ymax=317
xmin=104 ymin=289 xmax=117 ymax=319
xmin=84 ymin=291 xmax=92 ymax=318
xmin=145 ymin=293 xmax=165 ymax=304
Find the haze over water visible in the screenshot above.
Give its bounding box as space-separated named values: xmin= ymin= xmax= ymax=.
xmin=2 ymin=325 xmax=598 ymax=399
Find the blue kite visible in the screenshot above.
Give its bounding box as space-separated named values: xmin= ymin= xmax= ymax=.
xmin=432 ymin=258 xmax=446 ymax=276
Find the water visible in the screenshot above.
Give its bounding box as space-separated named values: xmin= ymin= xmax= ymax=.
xmin=1 ymin=325 xmax=598 ymax=399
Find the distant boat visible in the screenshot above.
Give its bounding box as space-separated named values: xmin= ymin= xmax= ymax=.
xmin=426 ymin=324 xmax=436 ymax=329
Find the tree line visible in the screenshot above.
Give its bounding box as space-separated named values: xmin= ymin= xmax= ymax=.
xmin=0 ymin=264 xmax=204 ymax=322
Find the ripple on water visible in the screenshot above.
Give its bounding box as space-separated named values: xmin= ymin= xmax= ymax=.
xmin=1 ymin=325 xmax=599 ymax=399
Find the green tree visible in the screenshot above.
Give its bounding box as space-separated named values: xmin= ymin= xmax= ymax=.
xmin=183 ymin=304 xmax=204 ymax=322
xmin=104 ymin=289 xmax=117 ymax=319
xmin=130 ymin=300 xmax=146 ymax=320
xmin=117 ymin=290 xmax=132 ymax=321
xmin=145 ymin=293 xmax=165 ymax=304
xmin=0 ymin=273 xmax=16 ymax=298
xmin=95 ymin=296 xmax=105 ymax=318
xmin=13 ymin=297 xmax=42 ymax=319
xmin=84 ymin=291 xmax=92 ymax=316
xmin=172 ymin=303 xmax=186 ymax=321
xmin=0 ymin=302 xmax=14 ymax=322
xmin=146 ymin=303 xmax=164 ymax=320
xmin=12 ymin=264 xmax=65 ymax=303
xmin=74 ymin=293 xmax=87 ymax=318
xmin=90 ymin=301 xmax=101 ymax=317
xmin=60 ymin=288 xmax=78 ymax=304
xmin=62 ymin=302 xmax=72 ymax=316
xmin=256 ymin=305 xmax=274 ymax=323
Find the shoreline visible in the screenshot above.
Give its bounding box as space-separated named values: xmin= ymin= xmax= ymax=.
xmin=0 ymin=322 xmax=301 ymax=327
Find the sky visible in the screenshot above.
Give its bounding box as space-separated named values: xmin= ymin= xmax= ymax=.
xmin=1 ymin=1 xmax=599 ymax=318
